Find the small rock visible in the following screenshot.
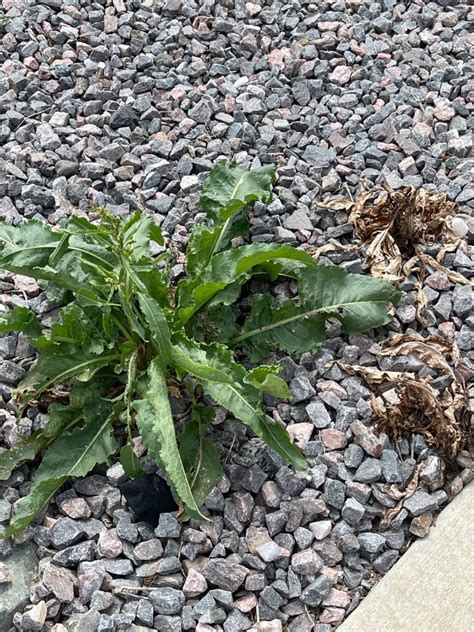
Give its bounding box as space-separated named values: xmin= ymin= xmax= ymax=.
xmin=149 ymin=587 xmax=185 ymax=615
xmin=42 ymin=563 xmax=76 ymax=602
xmin=203 ymin=559 xmax=248 ymax=592
xmin=134 ymin=539 xmax=163 ymax=561
xmin=354 ymin=458 xmax=382 ymax=483
xmin=329 ymin=65 xmax=351 ymax=85
xmin=183 ymin=569 xmax=208 ymax=598
xmin=358 ymin=533 xmax=386 ymax=555
xmin=301 ymin=575 xmax=333 ymax=607
xmin=373 ymin=549 xmax=399 ymax=574
xmin=341 ymin=498 xmax=365 ymax=525
xmin=409 ymin=513 xmax=433 ymax=538
xmin=404 ymin=491 xmax=438 ymax=516
xmin=321 ymin=429 xmax=347 ymax=450
xmin=309 ymin=520 xmax=332 ymax=540
xmin=351 ymin=421 xmax=383 ymax=457
xmin=257 ymin=540 xmax=290 ymax=562
xmin=324 ymin=479 xmax=346 ymax=509
xmin=21 ymin=601 xmax=47 ymax=631
xmin=60 ymin=497 xmax=91 ymax=520
xmin=306 ymin=401 xmax=332 ymax=428
xmin=291 ymin=376 xmax=316 ymax=403
xmin=49 ymin=518 xmax=85 ymax=549
xmin=291 ymin=549 xmax=323 ymax=575
xmin=155 ymin=514 xmax=181 ymax=539
xmin=98 ymin=529 xmax=123 ymax=559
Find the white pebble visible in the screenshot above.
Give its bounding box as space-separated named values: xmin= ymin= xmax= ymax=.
xmin=452 ymin=217 xmax=469 ymax=239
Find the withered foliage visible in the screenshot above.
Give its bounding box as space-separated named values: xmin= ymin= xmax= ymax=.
xmin=320 ymin=185 xmax=472 ymax=289
xmin=337 ymin=333 xmax=471 ymax=461
xmin=380 ymin=464 xmax=423 ymax=530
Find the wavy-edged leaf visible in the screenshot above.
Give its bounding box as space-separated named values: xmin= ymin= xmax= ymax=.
xmin=244 ymin=365 xmax=290 ymax=399
xmin=134 ymin=359 xmax=205 ymax=520
xmin=0 ymin=220 xmax=108 ymax=293
xmin=16 ymin=349 xmax=120 ymax=401
xmin=190 ymin=304 xmax=237 ymax=344
xmin=172 ymin=334 xmax=240 ymax=384
xmin=174 ymin=339 xmax=305 ymax=469
xmin=202 ymin=378 xmax=306 ymax=470
xmin=179 ymin=405 xmax=222 ymax=506
xmin=299 ymin=265 xmax=402 ymax=330
xmin=138 ymin=295 xmax=172 ymax=367
xmin=186 ymin=211 xmax=249 ymax=278
xmin=0 ymin=307 xmax=42 ymax=338
xmin=233 ymin=266 xmax=401 ymax=360
xmin=234 ymin=294 xmax=326 ymax=360
xmin=200 ymin=162 xmax=276 ymax=223
xmin=177 ymin=243 xmax=315 ymax=325
xmin=34 ymin=305 xmax=110 ymax=355
xmin=3 ymin=412 xmax=117 ymax=535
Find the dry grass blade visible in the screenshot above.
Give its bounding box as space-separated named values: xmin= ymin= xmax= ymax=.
xmin=337 ymin=332 xmax=469 ymax=460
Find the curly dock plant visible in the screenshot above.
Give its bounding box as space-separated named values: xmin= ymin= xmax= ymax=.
xmin=0 ymin=163 xmax=401 ymax=534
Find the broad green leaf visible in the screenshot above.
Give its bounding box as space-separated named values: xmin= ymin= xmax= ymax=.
xmin=0 ymin=221 xmax=61 ymax=269
xmin=138 ymin=295 xmax=172 ymax=366
xmin=120 ymin=212 xmax=164 ymax=262
xmin=186 ymin=211 xmax=249 ymax=278
xmin=16 ymin=349 xmax=120 ymax=400
xmin=244 ymin=365 xmax=290 ymax=399
xmin=3 ymin=413 xmax=117 ymax=535
xmin=174 ymin=339 xmax=305 ymax=470
xmin=120 ymin=444 xmax=144 ymax=478
xmin=234 ymin=294 xmax=326 ymax=360
xmin=0 ymin=433 xmax=47 ymax=481
xmin=0 ymin=220 xmax=110 ymax=293
xmin=0 ymin=385 xmax=115 ymax=482
xmin=0 ymin=307 xmax=42 ymax=338
xmin=134 ymin=359 xmax=205 ymax=520
xmin=34 ymin=305 xmax=109 ymax=355
xmin=299 ymin=265 xmax=402 ymax=331
xmin=190 ymin=304 xmax=237 ymax=344
xmin=201 ymin=378 xmax=306 ymax=470
xmin=200 ymin=162 xmax=276 ymax=223
xmin=179 ymin=406 xmax=222 ymax=507
xmin=137 ymin=266 xmax=170 ymax=308
xmin=177 ymin=243 xmax=315 ymax=325
xmin=233 ymin=266 xmax=401 ymax=360
xmin=172 ymin=335 xmax=239 ymax=384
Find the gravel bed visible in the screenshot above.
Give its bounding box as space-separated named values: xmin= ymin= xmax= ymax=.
xmin=0 ymin=0 xmax=473 ymax=631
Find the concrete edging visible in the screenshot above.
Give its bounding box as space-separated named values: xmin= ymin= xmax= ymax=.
xmin=338 ymin=482 xmax=474 ymax=632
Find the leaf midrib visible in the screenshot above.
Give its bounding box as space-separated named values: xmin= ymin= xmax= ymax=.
xmin=231 ymin=299 xmax=390 ymax=345
xmin=31 ymin=354 xmax=120 ymax=397
xmin=213 ymin=380 xmax=298 ymax=463
xmin=205 ymin=171 xmax=247 ymax=265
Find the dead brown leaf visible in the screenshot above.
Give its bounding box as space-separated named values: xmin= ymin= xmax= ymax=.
xmin=416 ymin=249 xmax=473 ymax=286
xmin=414 ymin=281 xmax=427 ymax=326
xmin=303 ymin=240 xmax=359 ymax=262
xmin=330 ymin=184 xmax=472 ymax=286
xmin=380 ymin=464 xmax=423 ymax=530
xmin=379 ymin=333 xmax=460 ymax=376
xmin=337 ymin=332 xmax=470 ymax=460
